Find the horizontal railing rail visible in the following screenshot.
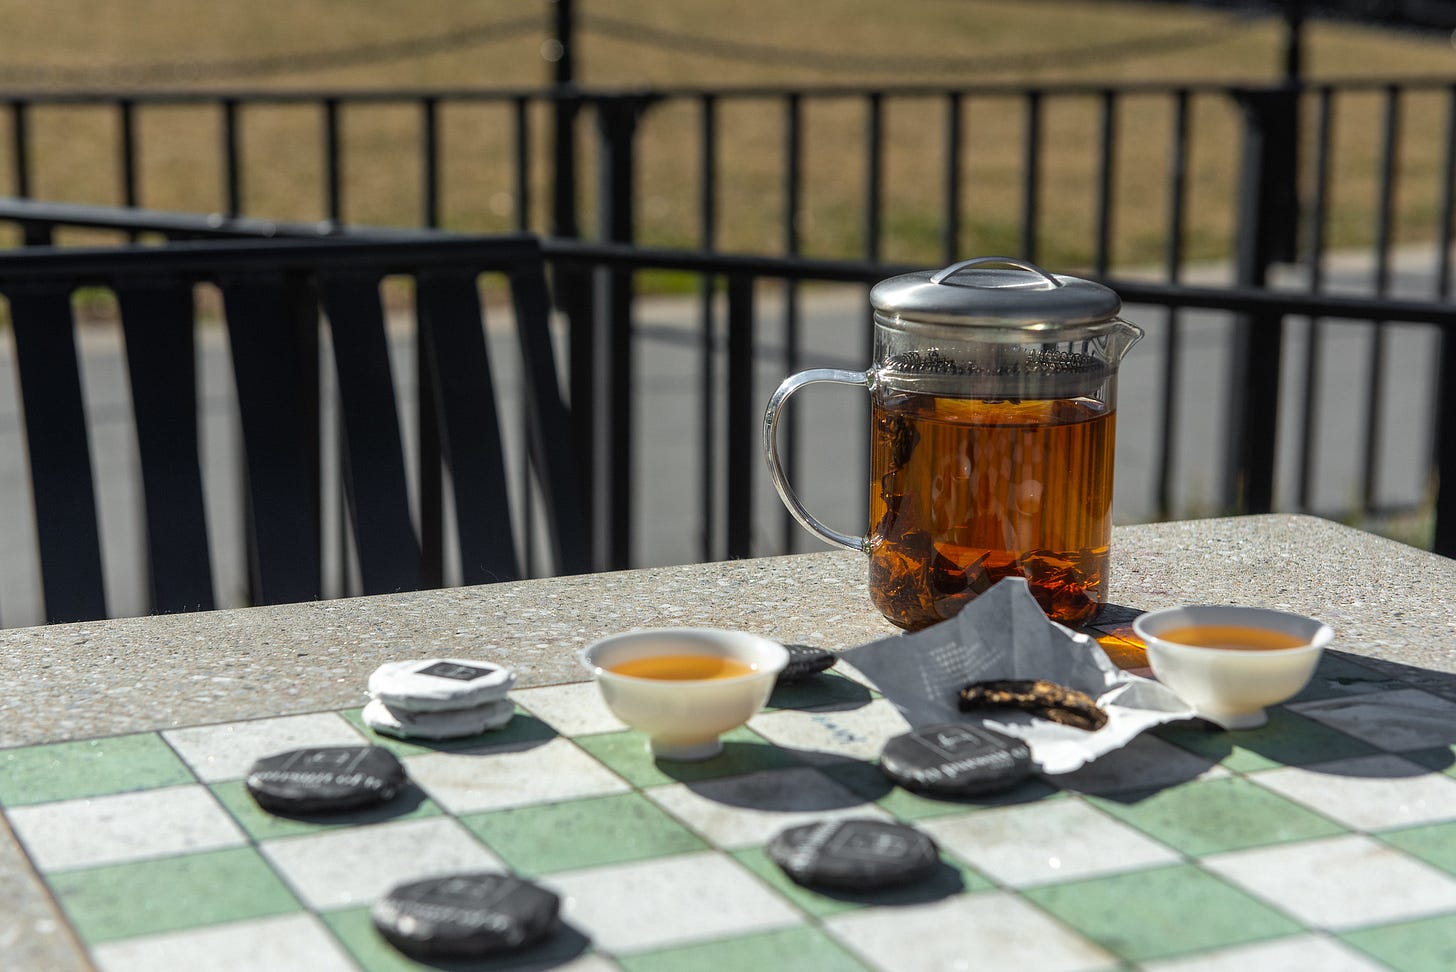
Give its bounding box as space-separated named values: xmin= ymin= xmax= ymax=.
xmin=1 ymin=205 xmax=1451 ymax=617
xmin=5 ymin=192 xmax=1450 ymax=552
xmin=0 ymin=196 xmax=450 ymax=244
xmin=2 ymin=77 xmax=1451 ymax=272
xmin=542 ymin=238 xmax=1456 ymax=323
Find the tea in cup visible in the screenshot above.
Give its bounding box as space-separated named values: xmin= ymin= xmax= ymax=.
xmin=1134 ymin=605 xmax=1334 ymax=729
xmin=580 ymin=628 xmax=788 ymax=760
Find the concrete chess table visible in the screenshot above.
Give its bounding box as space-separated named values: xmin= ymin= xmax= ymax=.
xmin=3 ymin=515 xmax=1456 ymax=971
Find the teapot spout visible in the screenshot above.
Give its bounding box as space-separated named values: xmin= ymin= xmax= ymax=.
xmin=1108 ymin=318 xmax=1145 ymax=363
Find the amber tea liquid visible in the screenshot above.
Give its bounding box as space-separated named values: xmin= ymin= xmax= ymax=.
xmin=868 ymin=391 xmax=1115 ymax=630
xmin=608 ymin=655 xmax=756 ymax=681
xmin=1155 ymin=625 xmax=1308 ymax=651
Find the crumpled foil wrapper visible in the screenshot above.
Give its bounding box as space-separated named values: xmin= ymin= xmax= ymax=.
xmin=840 ymin=578 xmax=1197 ymax=774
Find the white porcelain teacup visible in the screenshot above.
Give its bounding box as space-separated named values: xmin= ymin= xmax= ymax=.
xmin=580 ymin=628 xmax=789 ymax=761
xmin=1134 ymin=605 xmax=1333 ymax=730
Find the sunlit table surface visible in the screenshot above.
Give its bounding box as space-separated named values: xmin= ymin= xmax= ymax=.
xmin=4 ymin=514 xmax=1455 ymax=971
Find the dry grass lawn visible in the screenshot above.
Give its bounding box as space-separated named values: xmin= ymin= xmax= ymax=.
xmin=1 ymin=0 xmax=1453 ymax=270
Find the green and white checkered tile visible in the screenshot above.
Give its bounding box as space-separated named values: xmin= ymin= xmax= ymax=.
xmin=4 ymin=653 xmax=1456 ymax=971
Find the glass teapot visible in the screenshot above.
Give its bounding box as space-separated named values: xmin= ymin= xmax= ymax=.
xmin=763 ymin=257 xmax=1143 ymax=631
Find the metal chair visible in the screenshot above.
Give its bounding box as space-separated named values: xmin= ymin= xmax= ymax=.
xmin=0 ymin=234 xmax=588 ymax=624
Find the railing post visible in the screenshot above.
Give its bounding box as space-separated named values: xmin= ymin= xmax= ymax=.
xmin=548 ymin=1 xmax=593 ymax=559
xmin=699 ymin=94 xmax=719 ymax=562
xmin=1436 ymin=319 xmax=1456 ymax=558
xmin=592 ymin=95 xmax=652 ymax=569
xmin=1223 ymin=87 xmax=1300 ymax=514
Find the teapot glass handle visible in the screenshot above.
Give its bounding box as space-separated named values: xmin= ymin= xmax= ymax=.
xmin=762 ymin=369 xmax=870 ymax=553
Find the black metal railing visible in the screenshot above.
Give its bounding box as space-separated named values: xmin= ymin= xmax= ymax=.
xmin=4 ymin=76 xmax=1455 ymax=525
xmin=0 ymin=207 xmax=1450 ymax=626
xmin=537 ymin=238 xmax=1456 ymax=570
xmin=1 ymin=198 xmax=1452 ymax=560
xmin=1 ymin=74 xmax=1454 ymax=515
xmin=0 ymin=79 xmax=1451 ymax=273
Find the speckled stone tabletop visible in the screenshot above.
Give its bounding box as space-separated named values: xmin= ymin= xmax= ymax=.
xmin=4 ymin=515 xmax=1453 ymax=752
xmin=3 ymin=514 xmax=1455 ymax=971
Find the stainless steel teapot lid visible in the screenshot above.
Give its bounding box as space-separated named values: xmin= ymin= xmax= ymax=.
xmin=870 ymin=256 xmax=1122 ymax=337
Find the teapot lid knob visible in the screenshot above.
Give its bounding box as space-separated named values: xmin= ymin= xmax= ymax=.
xmin=929 ymin=256 xmax=1062 ymax=289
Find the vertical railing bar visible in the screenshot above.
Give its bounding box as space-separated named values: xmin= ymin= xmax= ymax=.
xmin=1297 ymin=86 xmax=1335 ymax=512
xmin=782 ymin=93 xmax=803 ymax=553
xmin=1426 ymin=85 xmax=1456 ymax=501
xmin=221 ymin=98 xmax=242 ymax=218
xmin=594 ymin=96 xmax=645 ymax=569
xmin=572 ymin=263 xmax=598 ymax=566
xmin=324 ymin=97 xmax=342 ymax=227
xmin=1307 ymin=88 xmax=1335 ymax=295
xmin=606 ymin=257 xmax=634 ymax=571
xmin=513 ymin=95 xmax=531 ymax=233
xmin=420 ymin=97 xmax=440 ymax=229
xmin=514 ymin=98 xmax=535 ymax=573
xmin=1021 ymin=90 xmax=1042 ymax=263
xmin=1225 ymin=86 xmax=1298 ymax=513
xmin=1156 ymin=89 xmax=1190 ymax=520
xmin=1374 ymin=87 xmax=1399 ymax=299
xmin=860 ymin=92 xmax=884 ymax=529
xmin=11 ymin=99 xmax=49 ymax=245
xmin=943 ymin=91 xmax=963 ymax=264
xmin=1362 ymin=85 xmax=1400 ymax=514
xmin=865 ymin=91 xmax=883 ymax=263
xmin=699 ymin=94 xmax=717 ymax=249
xmin=321 ymin=97 xmax=345 ymax=585
xmin=1434 ymin=312 xmax=1456 ymax=557
xmin=416 ymin=280 xmax=443 ymax=590
xmin=1167 ymin=92 xmax=1189 ymax=271
xmin=699 ymin=93 xmax=718 ymax=562
xmin=118 ymin=98 xmax=139 ymax=211
xmin=1093 ymin=89 xmax=1117 ymax=278
xmin=11 ymin=99 xmax=31 ymax=199
xmin=1437 ymin=84 xmax=1456 ymax=300
xmin=725 ymin=274 xmax=755 ymax=559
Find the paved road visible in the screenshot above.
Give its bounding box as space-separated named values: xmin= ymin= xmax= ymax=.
xmin=0 ymin=249 xmax=1443 ymax=627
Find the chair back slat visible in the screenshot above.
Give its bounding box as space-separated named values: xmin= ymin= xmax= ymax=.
xmin=115 ymin=279 xmax=216 ymax=614
xmin=219 ymin=271 xmax=323 ymax=605
xmin=416 ymin=269 xmax=519 ymax=583
xmin=5 ymin=285 xmax=107 ymax=622
xmin=509 ymin=260 xmax=591 ymax=574
xmin=317 ymin=271 xmax=424 ymax=594
xmin=0 ymin=232 xmax=587 ymax=626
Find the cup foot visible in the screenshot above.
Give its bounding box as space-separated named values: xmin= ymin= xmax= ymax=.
xmin=649 ymin=737 xmax=723 ymax=761
xmin=1202 ymin=708 xmax=1268 ymax=730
